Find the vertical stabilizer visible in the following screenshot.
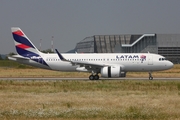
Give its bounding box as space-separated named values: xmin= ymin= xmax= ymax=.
xmin=11 ymin=27 xmax=41 ymax=57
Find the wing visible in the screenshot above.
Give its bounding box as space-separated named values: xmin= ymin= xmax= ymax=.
xmin=55 ymin=49 xmax=110 ymax=72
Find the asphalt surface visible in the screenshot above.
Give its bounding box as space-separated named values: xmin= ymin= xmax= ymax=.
xmin=0 ymin=77 xmax=180 ymax=81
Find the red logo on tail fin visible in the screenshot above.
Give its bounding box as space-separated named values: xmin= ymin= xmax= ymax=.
xmin=13 ymin=30 xmax=24 ymax=36
xmin=16 ymin=44 xmax=30 ymax=49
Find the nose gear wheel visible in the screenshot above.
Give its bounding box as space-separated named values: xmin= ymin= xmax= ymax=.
xmin=149 ymin=72 xmax=153 ymax=80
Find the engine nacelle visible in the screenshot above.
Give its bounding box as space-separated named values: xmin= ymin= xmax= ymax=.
xmin=101 ymin=66 xmax=126 ymax=78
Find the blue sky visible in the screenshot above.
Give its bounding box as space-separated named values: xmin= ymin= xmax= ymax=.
xmin=0 ymin=0 xmax=180 ymax=54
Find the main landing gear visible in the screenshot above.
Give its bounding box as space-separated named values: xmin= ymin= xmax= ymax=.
xmin=149 ymin=72 xmax=153 ymax=80
xmin=89 ymin=74 xmax=99 ymax=80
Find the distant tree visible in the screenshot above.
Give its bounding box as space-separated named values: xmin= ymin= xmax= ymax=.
xmin=8 ymin=52 xmax=16 ymax=56
xmin=0 ymin=55 xmax=3 ymax=60
xmin=41 ymin=49 xmax=54 ymax=53
xmin=5 ymin=55 xmax=9 ymax=60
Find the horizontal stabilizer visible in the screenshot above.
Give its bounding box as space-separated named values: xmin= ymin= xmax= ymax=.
xmin=8 ymin=55 xmax=30 ymax=60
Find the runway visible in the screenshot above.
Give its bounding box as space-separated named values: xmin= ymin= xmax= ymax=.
xmin=0 ymin=77 xmax=180 ymax=81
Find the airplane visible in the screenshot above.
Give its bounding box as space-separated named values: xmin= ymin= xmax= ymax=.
xmin=8 ymin=27 xmax=174 ymax=80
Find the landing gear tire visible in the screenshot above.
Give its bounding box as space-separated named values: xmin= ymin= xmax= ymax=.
xmin=149 ymin=76 xmax=153 ymax=80
xmin=89 ymin=75 xmax=94 ymax=80
xmin=94 ymin=75 xmax=99 ymax=80
xmin=148 ymin=72 xmax=153 ymax=80
xmin=89 ymin=74 xmax=99 ymax=80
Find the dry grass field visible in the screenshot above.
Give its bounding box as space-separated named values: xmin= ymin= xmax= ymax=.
xmin=0 ymin=64 xmax=180 ymax=119
xmin=0 ymin=80 xmax=180 ymax=120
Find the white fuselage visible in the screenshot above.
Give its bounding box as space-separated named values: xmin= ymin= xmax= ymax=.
xmin=10 ymin=53 xmax=173 ymax=73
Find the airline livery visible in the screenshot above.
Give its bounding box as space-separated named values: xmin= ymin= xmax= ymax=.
xmin=8 ymin=27 xmax=174 ymax=80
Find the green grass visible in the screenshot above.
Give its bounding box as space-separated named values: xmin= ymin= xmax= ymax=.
xmin=0 ymin=60 xmax=34 ymax=68
xmin=0 ymin=80 xmax=180 ymax=120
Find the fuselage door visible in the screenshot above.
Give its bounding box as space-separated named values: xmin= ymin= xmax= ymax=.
xmin=148 ymin=55 xmax=153 ymax=65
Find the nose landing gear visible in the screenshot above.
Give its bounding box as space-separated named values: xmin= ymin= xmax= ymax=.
xmin=149 ymin=72 xmax=153 ymax=80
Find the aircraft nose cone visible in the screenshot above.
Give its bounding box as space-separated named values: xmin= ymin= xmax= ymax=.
xmin=167 ymin=61 xmax=174 ymax=69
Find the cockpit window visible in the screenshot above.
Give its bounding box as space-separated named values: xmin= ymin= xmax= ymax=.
xmin=159 ymin=58 xmax=166 ymax=61
xmin=162 ymin=58 xmax=166 ymax=60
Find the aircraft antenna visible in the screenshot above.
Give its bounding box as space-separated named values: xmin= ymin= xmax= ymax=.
xmin=51 ymin=36 xmax=54 ymax=52
xmin=40 ymin=39 xmax=42 ymax=51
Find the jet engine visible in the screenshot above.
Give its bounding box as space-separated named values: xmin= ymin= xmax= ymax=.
xmin=101 ymin=66 xmax=126 ymax=78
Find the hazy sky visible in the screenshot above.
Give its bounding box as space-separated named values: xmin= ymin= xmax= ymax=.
xmin=0 ymin=0 xmax=180 ymax=54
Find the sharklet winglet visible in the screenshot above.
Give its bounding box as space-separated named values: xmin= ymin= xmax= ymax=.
xmin=55 ymin=49 xmax=68 ymax=62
